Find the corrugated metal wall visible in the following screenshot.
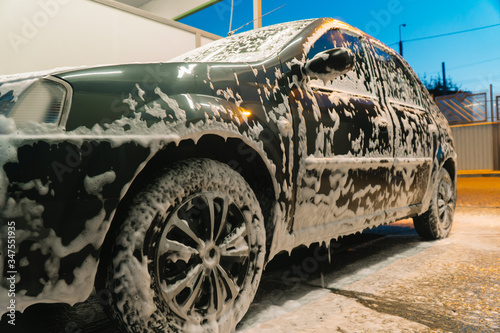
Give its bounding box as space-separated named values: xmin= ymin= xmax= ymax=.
xmin=451 ymin=123 xmax=499 ymax=170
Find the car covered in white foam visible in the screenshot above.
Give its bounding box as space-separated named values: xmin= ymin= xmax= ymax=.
xmin=0 ymin=18 xmax=456 ymax=332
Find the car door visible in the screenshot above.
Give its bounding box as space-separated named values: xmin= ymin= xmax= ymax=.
xmin=290 ymin=28 xmax=395 ymax=232
xmin=370 ymin=42 xmax=435 ymax=218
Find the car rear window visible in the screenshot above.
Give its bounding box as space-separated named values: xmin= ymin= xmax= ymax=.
xmin=171 ymin=19 xmax=315 ymax=63
xmin=372 ymin=45 xmax=422 ymax=107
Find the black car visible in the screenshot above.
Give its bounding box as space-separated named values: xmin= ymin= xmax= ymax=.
xmin=0 ymin=18 xmax=456 ymax=332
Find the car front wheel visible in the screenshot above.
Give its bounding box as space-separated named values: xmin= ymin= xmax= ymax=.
xmin=413 ymin=167 xmax=456 ymax=239
xmin=102 ymin=158 xmax=266 ymax=332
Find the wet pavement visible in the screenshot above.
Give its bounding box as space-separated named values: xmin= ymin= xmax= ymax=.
xmin=1 ymin=177 xmax=499 ymax=332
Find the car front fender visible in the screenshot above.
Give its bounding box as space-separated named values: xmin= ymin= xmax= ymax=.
xmin=0 ymin=96 xmax=287 ymax=315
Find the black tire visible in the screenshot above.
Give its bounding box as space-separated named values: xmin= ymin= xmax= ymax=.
xmin=413 ymin=168 xmax=456 ymax=239
xmin=102 ymin=159 xmax=266 ymax=332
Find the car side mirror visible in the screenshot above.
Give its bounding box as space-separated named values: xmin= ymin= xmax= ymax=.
xmin=304 ymin=47 xmax=355 ymax=81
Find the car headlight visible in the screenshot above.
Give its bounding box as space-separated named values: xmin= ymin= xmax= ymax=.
xmin=1 ymin=76 xmax=72 ymax=127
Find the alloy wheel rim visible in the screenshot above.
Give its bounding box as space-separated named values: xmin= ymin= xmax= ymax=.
xmin=155 ymin=192 xmax=252 ymax=323
xmin=437 ymin=179 xmax=454 ymax=230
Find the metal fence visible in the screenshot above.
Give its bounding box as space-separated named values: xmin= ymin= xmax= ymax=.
xmin=437 ymin=89 xmax=500 ymax=171
xmin=435 ymin=91 xmax=488 ymax=125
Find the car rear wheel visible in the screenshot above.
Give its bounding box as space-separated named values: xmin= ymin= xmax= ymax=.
xmin=413 ymin=168 xmax=456 ymax=239
xmin=102 ymin=158 xmax=266 ymax=332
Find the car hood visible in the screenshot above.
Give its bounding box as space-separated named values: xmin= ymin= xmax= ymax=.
xmin=0 ymin=61 xmax=260 ymax=131
xmin=51 ymin=62 xmax=252 ymax=130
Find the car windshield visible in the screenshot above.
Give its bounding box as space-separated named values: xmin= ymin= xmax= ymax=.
xmin=171 ymin=19 xmax=315 ymax=63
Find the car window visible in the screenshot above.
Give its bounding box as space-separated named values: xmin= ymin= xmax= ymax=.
xmin=372 ymin=45 xmax=422 ymax=107
xmin=307 ymin=29 xmax=375 ymax=97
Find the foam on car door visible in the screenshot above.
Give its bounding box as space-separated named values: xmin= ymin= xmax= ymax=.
xmin=371 ymin=44 xmax=434 ymax=219
xmin=291 ymin=29 xmax=394 ymax=232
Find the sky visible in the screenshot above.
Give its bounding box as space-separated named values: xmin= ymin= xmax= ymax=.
xmin=180 ymin=0 xmax=500 ymax=94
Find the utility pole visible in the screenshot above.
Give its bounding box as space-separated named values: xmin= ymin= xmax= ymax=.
xmin=491 ymin=84 xmax=499 ymax=170
xmin=442 ymin=62 xmax=447 ymax=91
xmin=253 ymin=0 xmax=262 ymax=29
xmin=490 ymin=84 xmax=494 ymax=121
xmin=399 ymin=23 xmax=406 ymax=56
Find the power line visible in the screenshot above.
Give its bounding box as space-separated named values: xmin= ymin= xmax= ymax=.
xmin=388 ymin=23 xmax=500 ymax=46
xmin=448 ymin=56 xmax=500 ymax=71
xmin=458 ymin=74 xmax=500 ymax=84
xmin=228 ymin=4 xmax=286 ymax=36
xmin=419 ymin=72 xmax=500 ymax=85
xmin=406 ymin=23 xmax=500 ymax=43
